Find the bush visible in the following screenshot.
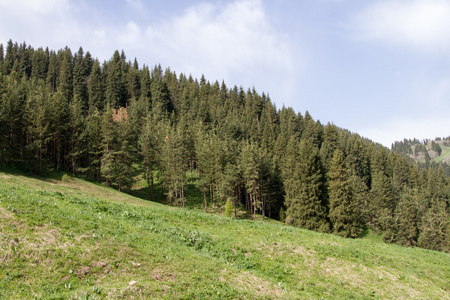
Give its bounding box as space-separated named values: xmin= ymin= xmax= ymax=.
xmin=61 ymin=174 xmax=71 ymax=183
xmin=225 ymin=198 xmax=233 ymax=217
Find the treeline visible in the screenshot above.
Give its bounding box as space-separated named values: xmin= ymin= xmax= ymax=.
xmin=0 ymin=40 xmax=449 ymax=252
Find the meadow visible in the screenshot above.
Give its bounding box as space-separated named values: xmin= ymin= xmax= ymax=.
xmin=1 ymin=168 xmax=449 ymax=299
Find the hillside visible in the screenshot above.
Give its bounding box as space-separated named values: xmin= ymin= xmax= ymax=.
xmin=392 ymin=137 xmax=450 ymax=164
xmin=1 ymin=168 xmax=449 ymax=299
xmin=2 ymin=41 xmax=450 ymax=254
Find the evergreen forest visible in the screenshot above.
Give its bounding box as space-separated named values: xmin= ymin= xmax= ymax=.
xmin=0 ymin=40 xmax=449 ymax=253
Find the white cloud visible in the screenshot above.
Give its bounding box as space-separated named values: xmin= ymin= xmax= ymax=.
xmin=116 ymin=0 xmax=296 ymax=98
xmin=0 ymin=0 xmax=296 ymax=104
xmin=352 ymin=0 xmax=450 ymax=53
xmin=0 ymin=0 xmax=83 ymax=50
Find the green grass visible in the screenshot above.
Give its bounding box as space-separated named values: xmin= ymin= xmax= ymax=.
xmin=434 ymin=145 xmax=450 ymax=163
xmin=1 ymin=167 xmax=449 ymax=299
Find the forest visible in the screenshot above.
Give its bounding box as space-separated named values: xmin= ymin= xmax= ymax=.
xmin=0 ymin=40 xmax=449 ymax=253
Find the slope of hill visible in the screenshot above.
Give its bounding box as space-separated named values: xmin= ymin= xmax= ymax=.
xmin=392 ymin=137 xmax=450 ymax=164
xmin=1 ymin=168 xmax=449 ymax=299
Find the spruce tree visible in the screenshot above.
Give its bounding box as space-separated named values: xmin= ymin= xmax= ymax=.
xmin=320 ymin=123 xmax=340 ymax=172
xmin=328 ymin=149 xmax=361 ymax=238
xmin=284 ymin=138 xmax=329 ymax=232
xmin=139 ymin=113 xmax=157 ymax=199
xmin=88 ymin=59 xmax=104 ymax=112
xmin=105 ymin=50 xmax=126 ymax=108
xmin=114 ymin=107 xmax=135 ymax=191
xmin=86 ymin=108 xmax=103 ymax=182
xmin=101 ymin=106 xmax=116 ymax=186
xmin=58 ymin=47 xmax=73 ymax=103
xmin=68 ymin=95 xmax=86 ymax=175
xmin=394 ymin=188 xmax=420 ymax=246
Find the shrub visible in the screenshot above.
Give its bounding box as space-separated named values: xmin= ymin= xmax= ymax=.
xmin=61 ymin=174 xmax=71 ymax=183
xmin=225 ymin=198 xmax=233 ymax=217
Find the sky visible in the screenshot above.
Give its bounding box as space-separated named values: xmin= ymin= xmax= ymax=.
xmin=1 ymin=0 xmax=449 ymax=147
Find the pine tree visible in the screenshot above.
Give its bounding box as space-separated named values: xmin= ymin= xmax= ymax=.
xmin=25 ymin=80 xmax=52 ymax=173
xmin=48 ymin=90 xmax=70 ymax=170
xmin=68 ymin=95 xmax=86 ymax=175
xmin=88 ymin=59 xmax=104 ymax=112
xmin=393 ymin=188 xmax=420 ymax=246
xmin=328 ymin=149 xmax=361 ymax=238
xmin=85 ymin=108 xmax=103 ymax=181
xmin=114 ymin=107 xmax=135 ymax=191
xmin=73 ymin=47 xmax=92 ymax=109
xmin=46 ymin=50 xmax=59 ymax=91
xmin=105 ymin=50 xmax=126 ymax=108
xmin=139 ymin=113 xmax=157 ymax=199
xmin=0 ymin=43 xmax=4 ymax=73
xmin=241 ymin=140 xmax=262 ymax=219
xmin=320 ymin=123 xmax=340 ymax=172
xmin=58 ymin=47 xmax=73 ymax=103
xmin=101 ymin=106 xmax=116 ymax=187
xmin=284 ymin=138 xmax=330 ymax=232
xmin=31 ymin=47 xmax=49 ymax=81
xmin=3 ymin=40 xmax=17 ymax=75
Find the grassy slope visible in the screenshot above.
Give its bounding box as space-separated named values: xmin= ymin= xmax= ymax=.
xmin=1 ymin=168 xmax=449 ymax=299
xmin=435 ymin=145 xmax=450 ymax=163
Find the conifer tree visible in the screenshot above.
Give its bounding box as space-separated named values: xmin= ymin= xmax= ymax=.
xmin=241 ymin=140 xmax=262 ymax=218
xmin=105 ymin=50 xmax=126 ymax=108
xmin=68 ymin=95 xmax=86 ymax=175
xmin=140 ymin=113 xmax=157 ymax=199
xmin=393 ymin=188 xmax=420 ymax=246
xmin=113 ymin=107 xmax=135 ymax=191
xmin=25 ymin=80 xmax=51 ymax=173
xmin=46 ymin=50 xmax=59 ymax=91
xmin=88 ymin=59 xmax=104 ymax=112
xmin=49 ymin=90 xmax=70 ymax=170
xmin=73 ymin=47 xmax=92 ymax=109
xmin=328 ymin=149 xmax=361 ymax=238
xmin=101 ymin=106 xmax=116 ymax=186
xmin=58 ymin=47 xmax=73 ymax=103
xmin=0 ymin=43 xmax=4 ymax=73
xmin=31 ymin=47 xmax=49 ymax=81
xmin=320 ymin=123 xmax=340 ymax=172
xmin=284 ymin=138 xmax=329 ymax=232
xmin=85 ymin=108 xmax=103 ymax=181
xmin=3 ymin=40 xmax=17 ymax=75
xmin=369 ymin=170 xmax=396 ymax=233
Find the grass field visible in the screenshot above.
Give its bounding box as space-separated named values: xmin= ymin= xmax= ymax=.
xmin=1 ymin=167 xmax=449 ymax=299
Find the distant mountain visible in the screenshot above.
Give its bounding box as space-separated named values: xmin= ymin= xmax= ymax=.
xmin=391 ymin=137 xmax=450 ymax=164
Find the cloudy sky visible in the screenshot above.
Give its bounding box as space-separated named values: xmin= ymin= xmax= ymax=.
xmin=1 ymin=0 xmax=449 ymax=147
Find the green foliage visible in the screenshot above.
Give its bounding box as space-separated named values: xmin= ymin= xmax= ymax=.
xmin=225 ymin=197 xmax=233 ymax=217
xmin=328 ymin=149 xmax=362 ymax=238
xmin=284 ymin=139 xmax=329 ymax=232
xmin=1 ymin=40 xmax=449 ymax=254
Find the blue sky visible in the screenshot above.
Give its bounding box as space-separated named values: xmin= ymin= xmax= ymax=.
xmin=1 ymin=0 xmax=449 ymax=147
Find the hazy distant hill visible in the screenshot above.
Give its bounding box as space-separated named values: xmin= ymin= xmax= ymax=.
xmin=392 ymin=137 xmax=450 ymax=164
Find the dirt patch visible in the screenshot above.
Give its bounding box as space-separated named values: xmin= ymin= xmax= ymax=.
xmin=77 ymin=266 xmax=91 ymax=278
xmin=0 ymin=206 xmax=16 ymax=220
xmin=94 ymin=261 xmax=107 ymax=268
xmin=150 ymin=271 xmax=176 ymax=282
xmin=220 ymin=269 xmax=284 ymax=298
xmin=318 ymin=257 xmax=431 ymax=299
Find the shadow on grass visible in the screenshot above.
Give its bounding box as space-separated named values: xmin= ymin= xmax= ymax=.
xmin=127 ymin=182 xmax=256 ymax=220
xmin=0 ymin=165 xmax=66 ymax=181
xmin=1 ymin=165 xmax=258 ymax=221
